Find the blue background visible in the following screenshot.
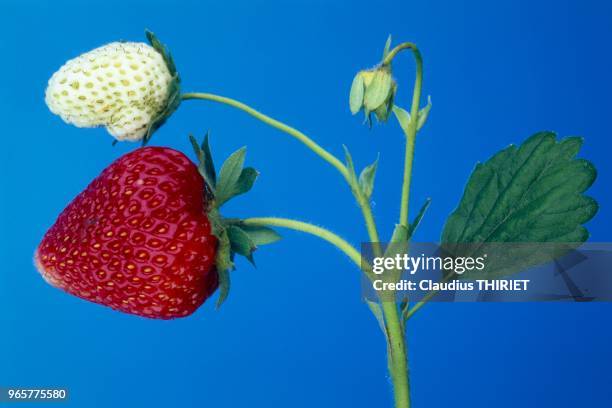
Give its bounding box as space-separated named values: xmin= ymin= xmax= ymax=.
xmin=1 ymin=0 xmax=611 ymax=406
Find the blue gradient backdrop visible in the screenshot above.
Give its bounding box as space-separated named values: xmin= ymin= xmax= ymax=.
xmin=1 ymin=0 xmax=611 ymax=406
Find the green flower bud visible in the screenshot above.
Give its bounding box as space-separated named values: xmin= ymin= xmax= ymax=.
xmin=349 ymin=65 xmax=397 ymax=125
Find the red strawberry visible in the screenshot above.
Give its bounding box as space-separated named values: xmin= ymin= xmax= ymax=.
xmin=35 ymin=147 xmax=218 ymax=319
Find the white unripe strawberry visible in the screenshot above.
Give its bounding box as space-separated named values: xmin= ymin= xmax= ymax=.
xmin=45 ymin=41 xmax=175 ymax=142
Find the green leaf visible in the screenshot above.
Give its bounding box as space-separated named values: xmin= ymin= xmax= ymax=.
xmin=441 ymin=132 xmax=598 ymax=278
xmin=407 ymin=198 xmax=431 ymax=238
xmin=227 ymin=225 xmax=256 ymax=264
xmin=417 ymin=95 xmax=432 ymax=131
xmin=215 ymin=147 xmax=247 ymax=206
xmin=363 ymin=67 xmax=392 ymax=111
xmin=392 ymin=105 xmax=411 ymax=135
xmin=382 ymin=35 xmax=392 ymax=60
xmin=358 ymin=154 xmax=379 ymax=199
xmin=239 ymin=224 xmax=282 ymax=246
xmin=349 ymin=73 xmax=365 ymax=115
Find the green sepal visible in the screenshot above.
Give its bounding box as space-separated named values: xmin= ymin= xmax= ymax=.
xmin=374 ymin=82 xmax=396 ymax=123
xmin=189 ymin=132 xmax=217 ymax=188
xmin=210 ymin=220 xmax=282 ymax=307
xmin=391 ymin=96 xmax=432 ymax=136
xmin=363 ymin=66 xmax=393 ymax=112
xmin=384 ymin=224 xmax=410 ymax=266
xmin=234 ymin=167 xmax=259 ymax=198
xmin=145 ymin=29 xmax=178 ymax=77
xmin=218 ymin=147 xmax=247 ymax=190
xmin=224 ymin=222 xmax=282 ymax=265
xmin=363 ymin=110 xmax=373 ymax=129
xmin=189 ymin=133 xmax=216 ymax=206
xmin=239 ymin=224 xmax=282 ymax=246
xmin=417 ymin=96 xmax=432 ymax=131
xmin=389 ymin=224 xmax=409 ymax=244
xmin=216 ymin=268 xmax=231 ymax=309
xmin=392 ymin=105 xmax=411 ymax=135
xmin=141 ymin=30 xmax=181 ymax=146
xmin=382 ymin=225 xmax=410 ymax=285
xmin=359 ymin=154 xmax=379 ymax=199
xmin=407 ymin=198 xmax=431 ymax=239
xmin=382 ymin=35 xmax=392 ymax=60
xmin=214 ymin=227 xmax=234 ymax=309
xmin=227 ymin=225 xmax=257 ymax=265
xmin=209 ymin=219 xmax=280 ymax=308
xmin=342 ymin=145 xmax=357 ymax=179
xmin=189 ymin=133 xmax=217 ymax=196
xmin=200 ymin=133 xmax=217 ymax=187
xmin=349 ymin=72 xmax=365 ymax=115
xmin=189 ymin=134 xmax=201 ymax=160
xmin=189 ymin=134 xmax=279 ymax=308
xmin=387 ymin=200 xmax=432 ymax=255
xmin=345 ymin=146 xmax=381 ymax=201
xmin=215 ymin=147 xmax=261 ymax=206
xmin=142 ymin=76 xmax=181 ymax=145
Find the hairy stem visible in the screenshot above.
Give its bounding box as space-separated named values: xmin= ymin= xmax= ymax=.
xmin=382 ymin=302 xmax=411 ymax=408
xmin=182 ymin=93 xmax=348 ymax=177
xmin=384 ymin=44 xmax=423 ymax=228
xmin=242 ymin=217 xmax=363 ymax=268
xmin=378 ymin=42 xmax=424 ymax=408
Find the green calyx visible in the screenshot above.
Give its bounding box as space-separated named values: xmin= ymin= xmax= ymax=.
xmin=350 ymin=35 xmax=433 ymax=134
xmin=350 ymin=66 xmax=397 ymax=126
xmin=189 ymin=134 xmax=281 ymax=308
xmin=142 ymin=29 xmax=182 ymax=145
xmin=349 ymin=36 xmax=398 ymax=126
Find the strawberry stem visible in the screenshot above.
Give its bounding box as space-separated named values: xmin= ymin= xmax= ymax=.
xmin=242 ymin=217 xmax=362 ymax=267
xmin=181 ymin=93 xmax=348 ymax=177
